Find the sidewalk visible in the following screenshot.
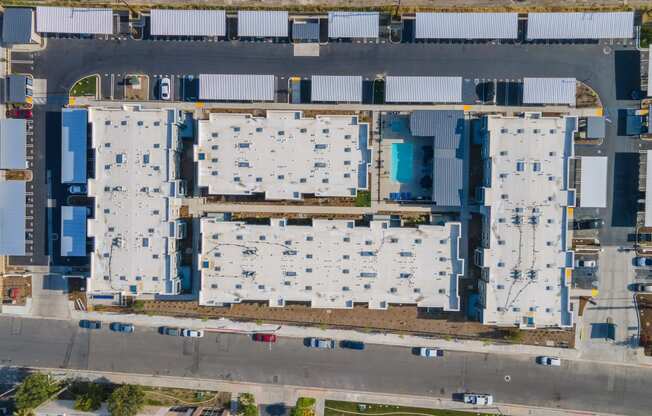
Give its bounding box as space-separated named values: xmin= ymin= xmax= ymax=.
xmin=29 ymin=365 xmax=625 ymax=416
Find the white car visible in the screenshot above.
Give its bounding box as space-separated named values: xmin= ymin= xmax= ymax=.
xmin=181 ymin=329 xmax=204 ymax=338
xmin=160 ymin=77 xmax=171 ymax=100
xmin=463 ymin=393 xmax=493 ymax=406
xmin=537 ymin=356 xmax=561 ymax=366
xmin=575 ymin=259 xmax=597 ymax=268
xmin=308 ymin=338 xmax=335 ymax=349
xmin=419 ymin=347 xmax=443 ymax=358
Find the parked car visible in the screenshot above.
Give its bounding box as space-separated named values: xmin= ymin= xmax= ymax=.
xmin=575 ymin=259 xmax=597 ymax=268
xmin=573 ymin=218 xmax=604 ymax=230
xmin=537 ymin=356 xmax=561 ymax=366
xmin=181 ymin=329 xmax=204 ymax=338
xmin=110 ymin=322 xmax=135 ymax=333
xmin=68 ymin=184 xmax=87 ymax=195
xmin=462 ymin=393 xmax=493 ymax=406
xmin=633 ymin=283 xmax=652 ymax=293
xmin=159 ymin=326 xmax=181 ymax=336
xmin=636 ymin=257 xmax=652 ymax=267
xmin=160 ymin=77 xmax=171 ymax=100
xmin=252 ymin=333 xmax=277 ymax=343
xmin=308 ymin=338 xmax=335 ymax=349
xmin=340 ymin=340 xmax=365 ymax=350
xmin=419 ymin=347 xmax=444 ymax=358
xmin=6 ymin=108 xmax=33 ymax=119
xmin=79 ymin=319 xmax=101 ymax=329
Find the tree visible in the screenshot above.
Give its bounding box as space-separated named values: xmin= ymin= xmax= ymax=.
xmin=237 ymin=393 xmax=258 ymax=416
xmin=107 ymin=385 xmax=145 ymax=416
xmin=74 ymin=382 xmax=106 ymax=412
xmin=290 ymin=397 xmax=316 ymax=416
xmin=14 ymin=373 xmax=60 ymax=411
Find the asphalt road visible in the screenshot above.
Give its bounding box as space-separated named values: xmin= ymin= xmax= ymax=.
xmin=0 ymin=316 xmax=650 ymax=415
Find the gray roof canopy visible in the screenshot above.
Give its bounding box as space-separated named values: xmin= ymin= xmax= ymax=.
xmin=237 ymin=11 xmax=288 ymax=37
xmin=150 ymin=9 xmax=226 ymax=37
xmin=2 ymin=8 xmax=34 ymax=44
xmin=328 ymin=12 xmax=379 ymax=38
xmin=416 ymin=13 xmax=518 ymax=39
xmin=527 ymin=12 xmax=634 ymax=39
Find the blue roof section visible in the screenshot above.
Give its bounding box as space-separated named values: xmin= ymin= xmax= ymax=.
xmin=0 ymin=181 xmax=26 ymax=256
xmin=60 ymin=205 xmax=87 ymax=257
xmin=61 ymin=108 xmax=88 ymax=184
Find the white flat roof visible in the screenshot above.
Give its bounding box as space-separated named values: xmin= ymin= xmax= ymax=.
xmin=199 ymin=218 xmax=463 ymax=310
xmin=36 ymin=6 xmax=113 ymax=35
xmin=416 ymin=13 xmax=518 ymax=39
xmin=150 ymin=9 xmax=226 ymax=37
xmin=194 ymin=111 xmax=371 ymax=200
xmin=479 ymin=113 xmax=576 ymax=328
xmin=580 ymin=156 xmax=608 ymax=208
xmin=87 ymin=106 xmax=183 ymax=296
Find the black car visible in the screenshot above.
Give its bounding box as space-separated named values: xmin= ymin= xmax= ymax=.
xmin=340 ymin=340 xmax=365 ymax=350
xmin=573 ymin=219 xmax=604 ymax=230
xmin=79 ymin=320 xmax=101 ymax=329
xmin=159 ymin=326 xmax=181 ymax=336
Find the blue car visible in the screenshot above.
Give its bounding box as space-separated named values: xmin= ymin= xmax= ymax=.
xmin=110 ymin=322 xmax=135 ymax=333
xmin=79 ymin=320 xmax=101 ymax=329
xmin=340 ymin=340 xmax=365 ymax=350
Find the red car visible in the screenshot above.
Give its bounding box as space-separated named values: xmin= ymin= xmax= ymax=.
xmin=253 ymin=333 xmax=277 ymax=343
xmin=6 ymin=108 xmax=32 ymax=119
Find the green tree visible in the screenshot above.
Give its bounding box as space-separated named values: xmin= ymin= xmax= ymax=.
xmin=74 ymin=382 xmax=106 ymax=412
xmin=237 ymin=393 xmax=258 ymax=416
xmin=290 ymin=397 xmax=316 ymax=416
xmin=107 ymin=385 xmax=145 ymax=416
xmin=14 ymin=373 xmax=60 ymax=411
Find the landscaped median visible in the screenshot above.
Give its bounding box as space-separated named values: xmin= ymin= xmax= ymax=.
xmin=325 ymin=400 xmax=493 ymax=416
xmin=69 ymin=75 xmax=98 ymax=99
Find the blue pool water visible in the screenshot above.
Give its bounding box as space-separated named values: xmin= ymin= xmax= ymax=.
xmin=391 ymin=143 xmax=414 ymax=183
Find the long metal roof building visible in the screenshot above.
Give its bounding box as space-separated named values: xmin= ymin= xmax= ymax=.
xmin=0 ymin=181 xmax=26 ymax=256
xmin=199 ymin=74 xmax=276 ymax=101
xmin=237 ymin=11 xmax=288 ymax=37
xmin=61 ymin=109 xmax=88 ymax=184
xmin=36 ymin=6 xmax=113 ymax=35
xmin=61 ymin=206 xmax=87 ymax=257
xmin=2 ymin=8 xmax=36 ymax=44
xmin=386 ymin=76 xmax=462 ymax=103
xmin=523 ymin=77 xmax=576 ymax=106
xmin=150 ymin=9 xmax=226 ymax=37
xmin=649 ymin=50 xmax=652 ymax=98
xmin=311 ymin=75 xmax=363 ymax=103
xmin=416 ymin=13 xmax=518 ymax=39
xmin=527 ymin=12 xmax=634 ymax=39
xmin=328 ymin=12 xmax=379 ymax=39
xmin=579 ymin=156 xmax=607 ymax=208
xmin=0 ymin=119 xmax=26 ymax=170
xmin=433 ymin=151 xmax=463 ymax=207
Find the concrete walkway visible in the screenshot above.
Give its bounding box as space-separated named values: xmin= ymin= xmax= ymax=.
xmin=32 ymin=366 xmax=625 ymax=416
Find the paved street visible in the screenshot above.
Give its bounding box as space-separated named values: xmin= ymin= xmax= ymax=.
xmin=0 ymin=316 xmax=651 ymax=415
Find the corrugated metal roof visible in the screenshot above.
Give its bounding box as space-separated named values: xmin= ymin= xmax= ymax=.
xmin=0 ymin=180 xmax=26 ymax=256
xmin=150 ymin=9 xmax=226 ymax=37
xmin=432 ymin=156 xmax=463 ymax=206
xmin=7 ymin=75 xmax=28 ymax=104
xmin=527 ymin=12 xmax=634 ymax=39
xmin=586 ymin=116 xmax=605 ymax=139
xmin=328 ymin=12 xmax=379 ymax=39
xmin=410 ymin=110 xmax=464 ymax=148
xmin=61 ymin=109 xmax=88 ymax=184
xmin=292 ymin=21 xmax=320 ymax=41
xmin=2 ymin=8 xmax=34 ymax=44
xmin=311 ymin=75 xmax=362 ymax=103
xmin=0 ymin=119 xmax=26 ymax=170
xmin=237 ymin=11 xmax=288 ymax=37
xmin=199 ymin=74 xmax=276 ymax=101
xmin=386 ymin=76 xmax=462 ymax=103
xmin=61 ymin=206 xmax=87 ymax=257
xmin=523 ymin=77 xmax=576 ymax=106
xmin=580 ymin=156 xmax=607 ymax=208
xmin=647 ymin=150 xmax=652 ymax=226
xmin=649 ymin=50 xmax=652 ymax=98
xmin=36 ymin=6 xmax=113 ymax=35
xmin=416 ymin=13 xmax=518 ymax=39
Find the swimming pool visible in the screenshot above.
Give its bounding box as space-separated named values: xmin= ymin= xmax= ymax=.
xmin=391 ymin=143 xmax=414 ymax=183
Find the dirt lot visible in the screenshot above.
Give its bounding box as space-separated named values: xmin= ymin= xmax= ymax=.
xmin=637 ymin=294 xmax=652 ymax=356
xmin=124 ymin=75 xmax=149 ymax=101
xmin=96 ymin=300 xmax=573 ymax=347
xmin=576 ymin=81 xmax=602 ymax=108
